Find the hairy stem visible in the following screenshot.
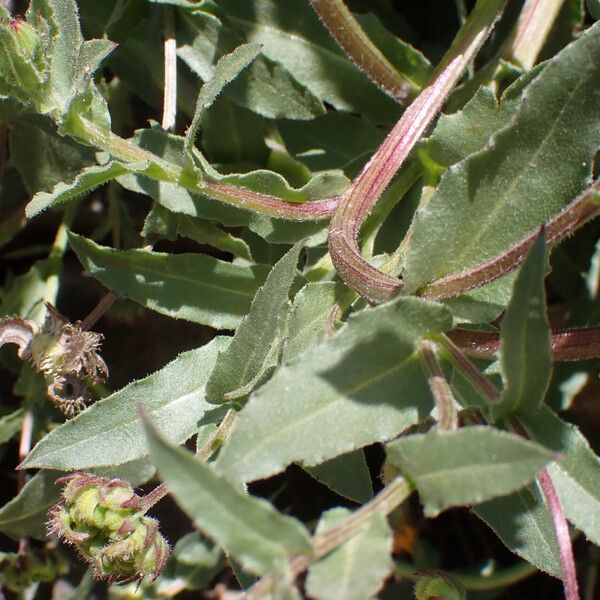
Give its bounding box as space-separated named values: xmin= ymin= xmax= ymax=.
xmin=538 ymin=468 xmax=580 ymax=600
xmin=437 ymin=334 xmax=501 ymax=404
xmin=74 ymin=116 xmax=339 ymax=221
xmin=420 ymin=340 xmax=458 ymax=430
xmin=309 ymin=0 xmax=419 ymax=103
xmin=419 ymin=179 xmax=600 ymax=299
xmin=243 ymin=476 xmax=413 ymax=598
xmin=448 ymin=324 xmax=600 ymax=362
xmin=506 ymin=0 xmax=565 ymax=69
xmin=328 ymin=0 xmax=507 ymax=305
xmin=140 ymin=408 xmax=237 ymax=512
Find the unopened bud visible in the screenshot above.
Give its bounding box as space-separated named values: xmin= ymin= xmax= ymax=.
xmin=48 ymin=473 xmax=170 ymax=583
xmin=415 ymin=571 xmax=465 ymax=600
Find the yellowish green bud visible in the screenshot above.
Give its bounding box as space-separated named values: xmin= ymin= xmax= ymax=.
xmin=414 ymin=571 xmax=465 ymax=600
xmin=48 ymin=473 xmax=170 ymax=583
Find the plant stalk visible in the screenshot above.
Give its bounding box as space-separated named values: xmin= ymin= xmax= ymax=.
xmin=419 ymin=179 xmax=600 ymax=299
xmin=243 ymin=476 xmax=413 ymax=599
xmin=448 ymin=324 xmax=600 ymax=362
xmin=328 ymin=0 xmax=507 ymax=305
xmin=420 ymin=340 xmax=458 ymax=430
xmin=74 ymin=116 xmax=338 ymax=221
xmin=506 ymin=0 xmax=565 ymax=69
xmin=309 ymin=0 xmax=419 ymax=103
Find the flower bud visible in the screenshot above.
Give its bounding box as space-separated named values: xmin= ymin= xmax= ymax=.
xmin=414 ymin=571 xmax=465 ymax=600
xmin=48 ymin=473 xmax=170 ymax=583
xmin=0 ymin=14 xmax=45 ymax=102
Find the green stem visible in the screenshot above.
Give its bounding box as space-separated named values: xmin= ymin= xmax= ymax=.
xmin=74 ymin=116 xmax=338 ymax=221
xmin=328 ymin=0 xmax=507 ymax=305
xmin=244 ymin=476 xmax=413 ymax=599
xmin=308 ymin=0 xmax=419 ymax=103
xmin=396 ymin=559 xmax=537 ymax=591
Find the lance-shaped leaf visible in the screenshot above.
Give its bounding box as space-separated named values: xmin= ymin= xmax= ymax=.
xmin=184 ymin=42 xmax=262 ymax=157
xmin=194 ymin=0 xmax=401 ymax=124
xmin=521 ymin=406 xmax=600 ymax=548
xmin=215 ymin=297 xmax=452 ymax=483
xmin=474 ymin=483 xmax=561 ymax=577
xmin=282 ymin=281 xmax=351 ymax=362
xmin=142 ymin=412 xmax=313 ymax=575
xmin=177 ymin=9 xmax=325 ymax=120
xmin=404 ymin=23 xmax=600 ymax=296
xmin=25 ymin=160 xmax=148 ymax=217
xmin=21 ymin=337 xmax=229 ymax=470
xmin=68 ymin=233 xmax=269 ymax=329
xmin=493 ymin=233 xmax=552 ymax=418
xmin=385 ymin=426 xmax=555 ymax=516
xmin=0 ymin=471 xmax=61 ymax=540
xmin=206 ymin=243 xmax=303 ymax=403
xmin=304 ymin=450 xmax=373 ymax=504
xmin=305 ymin=508 xmax=392 ymax=600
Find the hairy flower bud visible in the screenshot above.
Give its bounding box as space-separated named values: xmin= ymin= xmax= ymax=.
xmin=48 ymin=473 xmax=170 ymax=583
xmin=414 ymin=571 xmax=465 ymax=600
xmin=0 ymin=12 xmax=45 ymax=103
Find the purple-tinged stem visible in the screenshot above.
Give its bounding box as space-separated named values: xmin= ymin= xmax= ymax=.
xmin=328 ymin=0 xmax=507 ymax=305
xmin=448 ymin=324 xmax=600 ymax=363
xmin=507 ymin=0 xmax=566 ymax=70
xmin=0 ymin=317 xmax=35 ymax=359
xmin=538 ymin=468 xmax=580 ymax=600
xmin=309 ymin=0 xmax=419 ymax=103
xmin=420 ymin=340 xmax=458 ymax=430
xmin=419 ymin=179 xmax=600 ymax=299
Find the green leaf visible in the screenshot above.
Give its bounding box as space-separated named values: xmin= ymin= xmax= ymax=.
xmin=215 ymin=297 xmax=452 ymax=483
xmin=278 ymin=112 xmax=386 ymax=174
xmin=405 ymin=23 xmax=600 ymax=295
xmin=184 ymin=42 xmax=262 ymax=157
xmin=9 ymin=116 xmax=96 ymax=195
xmin=206 ymin=243 xmax=303 ymax=403
xmin=385 ymin=426 xmax=554 ymax=516
xmin=142 ymin=413 xmax=313 ymax=575
xmin=0 ymin=409 xmax=24 ymax=445
xmin=21 ymin=337 xmax=230 ymax=470
xmin=0 ymin=470 xmax=61 ymax=540
xmin=177 ymin=215 xmax=253 ymax=261
xmin=282 ymin=281 xmax=351 ymax=362
xmin=493 ymin=234 xmax=552 ymax=418
xmin=304 ymin=450 xmax=373 ymax=504
xmin=473 ymin=483 xmax=561 ymax=577
xmin=177 ymin=10 xmax=325 ymax=120
xmin=202 ymin=96 xmax=268 ymax=165
xmin=68 ymin=233 xmax=269 ymax=329
xmin=25 ymin=160 xmax=148 ymax=218
xmin=204 ymin=0 xmax=401 ymax=124
xmin=355 ymin=13 xmax=432 ymax=88
xmin=305 ymin=507 xmax=392 ymax=600
xmin=521 ymin=406 xmax=600 ymax=548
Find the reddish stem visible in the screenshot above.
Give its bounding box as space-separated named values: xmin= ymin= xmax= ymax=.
xmin=538 ymin=469 xmax=580 ymax=600
xmin=448 ymin=325 xmax=600 ymax=362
